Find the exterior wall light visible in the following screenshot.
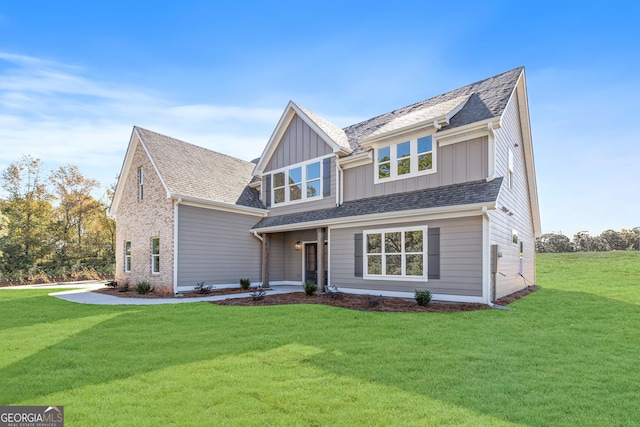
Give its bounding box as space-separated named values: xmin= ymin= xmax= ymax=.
xmin=295 ymin=241 xmax=302 ymax=251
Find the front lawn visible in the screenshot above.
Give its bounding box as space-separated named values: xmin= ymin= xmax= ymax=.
xmin=1 ymin=251 xmax=639 ymax=426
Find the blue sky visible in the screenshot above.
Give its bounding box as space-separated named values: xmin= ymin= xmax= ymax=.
xmin=0 ymin=1 xmax=638 ymax=237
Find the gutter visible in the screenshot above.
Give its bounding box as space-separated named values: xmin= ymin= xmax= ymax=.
xmin=253 ymin=202 xmax=495 ymax=234
xmin=250 ymin=230 xmax=264 ymax=242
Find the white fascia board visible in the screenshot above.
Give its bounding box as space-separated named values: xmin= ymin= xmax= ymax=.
xmin=135 ymin=128 xmax=172 ymax=199
xmin=436 ymin=117 xmax=502 ymax=147
xmin=108 ymin=129 xmax=137 ymax=217
xmin=172 ymin=194 xmax=268 ymax=217
xmin=290 ymin=102 xmax=349 ymax=155
xmin=253 ymin=103 xmax=297 ymax=175
xmin=338 ymin=151 xmax=373 ymax=169
xmin=254 ymin=202 xmax=494 ymax=233
xmin=109 ymin=127 xmax=172 ymax=216
xmin=359 ymin=120 xmax=442 ymax=147
xmin=515 ymin=71 xmax=542 ymax=236
xmin=253 ymin=102 xmax=350 ymax=175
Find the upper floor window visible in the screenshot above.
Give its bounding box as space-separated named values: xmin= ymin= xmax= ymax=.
xmin=375 ymin=135 xmax=435 ymax=183
xmin=272 ymin=159 xmax=323 ymax=205
xmin=364 ymin=226 xmax=427 ymax=281
xmin=124 ymin=241 xmax=131 ymax=272
xmin=151 ymin=237 xmax=160 ymax=274
xmin=138 ymin=167 xmax=144 ymax=201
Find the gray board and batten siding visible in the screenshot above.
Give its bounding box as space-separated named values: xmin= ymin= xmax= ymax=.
xmin=489 ymin=89 xmax=536 ymax=298
xmin=343 ymin=136 xmax=488 ymax=202
xmin=330 ymin=216 xmax=483 ymax=297
xmin=263 ymin=114 xmax=334 ymax=172
xmin=176 ymin=204 xmax=262 ymax=288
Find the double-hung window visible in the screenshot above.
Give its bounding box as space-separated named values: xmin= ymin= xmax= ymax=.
xmin=364 ymin=226 xmax=427 ymax=281
xmin=272 ymin=159 xmax=323 ymax=205
xmin=375 ymin=135 xmax=435 ymax=183
xmin=151 ymin=237 xmax=160 ymax=274
xmin=124 ymin=241 xmax=131 ymax=272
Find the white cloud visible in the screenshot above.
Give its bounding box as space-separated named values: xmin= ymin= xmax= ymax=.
xmin=0 ymin=52 xmax=286 ymax=191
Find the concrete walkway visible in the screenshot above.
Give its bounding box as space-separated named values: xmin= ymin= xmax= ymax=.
xmin=1 ymin=280 xmax=303 ymax=305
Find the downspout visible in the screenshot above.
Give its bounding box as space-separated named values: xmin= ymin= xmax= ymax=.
xmin=483 ymin=206 xmax=515 ymax=310
xmin=251 ymin=230 xmax=264 ymax=242
xmin=173 ymin=197 xmax=182 ymax=295
xmin=336 ymin=159 xmax=344 ymax=206
xmin=481 ymin=206 xmax=492 ymax=305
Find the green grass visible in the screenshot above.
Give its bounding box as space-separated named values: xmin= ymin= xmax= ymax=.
xmin=1 ymin=251 xmax=639 ymax=426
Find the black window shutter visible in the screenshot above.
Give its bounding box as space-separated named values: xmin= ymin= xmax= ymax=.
xmin=265 ymin=175 xmax=271 ymax=207
xmin=323 ymin=157 xmax=331 ymax=197
xmin=428 ymin=228 xmax=440 ymax=280
xmin=354 ymin=233 xmax=363 ymax=277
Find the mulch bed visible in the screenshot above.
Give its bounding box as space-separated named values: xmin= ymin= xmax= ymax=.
xmin=212 ymin=285 xmax=541 ymax=313
xmin=92 ymin=286 xmax=252 ymax=299
xmin=92 ymin=284 xmax=540 ymax=313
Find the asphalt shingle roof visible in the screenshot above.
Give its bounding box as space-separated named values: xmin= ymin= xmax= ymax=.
xmin=135 ymin=127 xmax=265 ymax=209
xmin=252 ymin=178 xmax=503 ymax=230
xmin=343 ymin=67 xmax=523 ymax=153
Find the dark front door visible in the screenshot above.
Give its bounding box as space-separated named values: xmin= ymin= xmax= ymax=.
xmin=305 ymin=243 xmax=317 ymax=284
xmin=304 ymin=242 xmax=328 ymax=286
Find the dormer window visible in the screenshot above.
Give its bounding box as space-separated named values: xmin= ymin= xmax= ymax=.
xmin=374 ymin=135 xmax=435 ymax=183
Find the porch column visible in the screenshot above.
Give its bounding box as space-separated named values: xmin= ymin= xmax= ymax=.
xmin=262 ymin=233 xmax=270 ymax=288
xmin=317 ymin=227 xmax=325 ymax=293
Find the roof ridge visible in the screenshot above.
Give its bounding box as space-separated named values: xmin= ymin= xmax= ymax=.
xmin=343 ymin=66 xmax=524 ymax=131
xmin=134 ymin=126 xmax=255 ymax=167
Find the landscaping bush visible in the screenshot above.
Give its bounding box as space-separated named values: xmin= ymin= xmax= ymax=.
xmin=135 ymin=281 xmax=153 ymax=295
xmin=414 ymin=289 xmax=432 ymax=306
xmin=304 ymin=280 xmax=318 ymax=296
xmin=118 ymin=281 xmax=130 ymax=292
xmin=194 ymin=282 xmax=213 ymax=294
xmin=239 ymin=278 xmax=251 ymax=291
xmin=104 ymin=281 xmax=118 ymax=288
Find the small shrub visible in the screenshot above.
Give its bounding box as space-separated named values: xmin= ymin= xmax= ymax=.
xmin=325 ymin=288 xmax=345 ymax=300
xmin=104 ymin=281 xmax=118 ymax=288
xmin=135 ymin=281 xmax=153 ymax=295
xmin=304 ymin=280 xmax=318 ymax=297
xmin=250 ymin=287 xmax=266 ymax=301
xmin=194 ymin=281 xmax=213 ymax=294
xmin=366 ymin=294 xmax=384 ymax=308
xmin=414 ymin=289 xmax=432 ymax=306
xmin=239 ymin=278 xmax=251 ymax=291
xmin=118 ymin=281 xmax=130 ymax=292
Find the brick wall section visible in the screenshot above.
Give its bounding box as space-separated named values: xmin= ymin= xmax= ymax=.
xmin=115 ymin=138 xmax=175 ymax=293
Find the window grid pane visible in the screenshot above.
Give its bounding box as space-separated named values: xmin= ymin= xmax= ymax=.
xmin=364 ymin=229 xmax=426 ymax=279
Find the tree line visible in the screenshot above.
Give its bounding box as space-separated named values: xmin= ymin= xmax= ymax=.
xmin=0 ymin=155 xmax=115 ymax=283
xmin=536 ymin=228 xmax=640 ymax=253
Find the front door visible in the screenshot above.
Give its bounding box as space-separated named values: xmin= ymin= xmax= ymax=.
xmin=304 ymin=242 xmax=328 ymax=286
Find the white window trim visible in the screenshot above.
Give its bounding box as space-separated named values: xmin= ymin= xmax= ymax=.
xmin=363 ymin=225 xmax=428 ymax=282
xmin=138 ymin=167 xmax=144 ymax=201
xmin=124 ymin=241 xmax=131 ymax=273
xmin=270 ymin=156 xmax=330 ymax=207
xmin=151 ymin=237 xmax=160 ymax=274
xmin=374 ymin=135 xmax=437 ymax=184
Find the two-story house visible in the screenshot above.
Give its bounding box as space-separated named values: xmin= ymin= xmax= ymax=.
xmin=109 ymin=66 xmax=540 ymax=304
